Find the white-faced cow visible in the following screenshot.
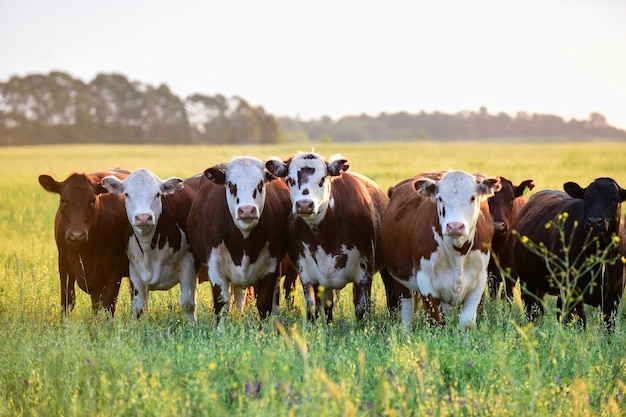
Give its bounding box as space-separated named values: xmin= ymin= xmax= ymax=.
xmin=38 ymin=168 xmax=131 ymax=316
xmin=484 ymin=176 xmax=534 ymax=297
xmin=101 ymin=168 xmax=203 ymax=323
xmin=187 ymin=157 xmax=291 ymax=329
xmin=381 ymin=170 xmax=500 ymax=329
xmin=512 ymin=177 xmax=626 ymax=329
xmin=265 ymin=152 xmax=392 ymax=322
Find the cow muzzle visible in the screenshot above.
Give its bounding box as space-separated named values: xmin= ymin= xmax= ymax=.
xmin=493 ymin=221 xmax=507 ymax=234
xmin=586 ymin=217 xmax=609 ymax=233
xmin=445 ymin=222 xmax=466 ymax=236
xmin=295 ymin=199 xmax=315 ymax=215
xmin=237 ymin=205 xmax=258 ymax=220
xmin=66 ymin=229 xmax=88 ymax=243
xmin=134 ymin=213 xmax=154 ymax=227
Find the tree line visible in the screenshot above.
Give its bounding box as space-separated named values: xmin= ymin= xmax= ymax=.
xmin=1 ymin=71 xmax=624 ymax=146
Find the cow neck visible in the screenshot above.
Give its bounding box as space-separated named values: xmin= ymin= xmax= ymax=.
xmin=131 ymin=226 xmax=156 ymax=256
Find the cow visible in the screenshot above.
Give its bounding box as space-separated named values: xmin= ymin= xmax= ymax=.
xmin=485 ymin=176 xmax=535 ymax=297
xmin=101 ymin=168 xmax=203 ymax=323
xmin=187 ymin=156 xmax=292 ymax=330
xmin=381 ymin=170 xmax=500 ymax=329
xmin=38 ymin=168 xmax=131 ymax=317
xmin=512 ymin=177 xmax=626 ymax=329
xmin=265 ymin=152 xmax=392 ymax=322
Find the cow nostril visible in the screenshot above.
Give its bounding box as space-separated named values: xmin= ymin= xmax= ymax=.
xmin=587 ymin=217 xmax=606 ymax=231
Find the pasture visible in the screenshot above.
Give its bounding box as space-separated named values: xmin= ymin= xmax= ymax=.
xmin=0 ymin=142 xmax=625 ymax=416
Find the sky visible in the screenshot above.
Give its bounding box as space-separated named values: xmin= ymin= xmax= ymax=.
xmin=1 ymin=0 xmax=625 ymax=129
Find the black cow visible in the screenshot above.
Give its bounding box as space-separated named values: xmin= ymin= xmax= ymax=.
xmin=512 ymin=177 xmax=626 ymax=329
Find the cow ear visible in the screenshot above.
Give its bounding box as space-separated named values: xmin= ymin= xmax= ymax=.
xmin=162 ymin=177 xmax=184 ymax=194
xmin=265 ymin=157 xmax=288 ymax=178
xmin=327 ymin=155 xmax=349 ymax=176
xmin=515 ymin=179 xmax=535 ymax=197
xmin=478 ymin=177 xmax=501 ymax=198
xmin=618 ymin=186 xmax=626 ymax=202
xmin=38 ymin=174 xmax=61 ymax=194
xmin=414 ymin=178 xmax=438 ymax=197
xmin=564 ymin=182 xmax=584 ymax=199
xmin=264 ymin=171 xmax=277 ymax=182
xmin=93 ymin=182 xmax=108 ymax=195
xmin=101 ymin=176 xmax=124 ymax=195
xmin=204 ymin=165 xmax=226 ymax=185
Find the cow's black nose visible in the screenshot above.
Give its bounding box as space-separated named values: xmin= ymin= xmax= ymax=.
xmin=586 ymin=217 xmax=607 ymax=232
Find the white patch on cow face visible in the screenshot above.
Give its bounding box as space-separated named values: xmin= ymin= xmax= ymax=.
xmin=102 ymin=168 xmax=182 ymax=237
xmin=284 ymin=154 xmax=332 ymax=225
xmin=221 ymin=157 xmax=268 ymax=238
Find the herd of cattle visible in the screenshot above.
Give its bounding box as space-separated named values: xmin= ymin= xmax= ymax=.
xmin=38 ymin=152 xmax=626 ymax=331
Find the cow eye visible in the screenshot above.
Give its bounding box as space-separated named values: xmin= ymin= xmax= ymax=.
xmin=228 ymin=182 xmax=237 ymax=195
xmin=318 ymin=178 xmax=325 ymax=187
xmin=257 ymin=181 xmax=264 ymax=194
xmin=470 ymin=196 xmax=476 ymax=203
xmin=89 ymin=200 xmax=96 ymax=207
xmin=286 ymin=177 xmax=295 ymax=187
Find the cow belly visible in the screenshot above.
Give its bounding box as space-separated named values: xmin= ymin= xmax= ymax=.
xmin=416 ymin=247 xmax=489 ymax=306
xmin=208 ymin=241 xmax=278 ymax=287
xmin=298 ymin=244 xmax=368 ymax=289
xmin=128 ymin=234 xmax=194 ymax=290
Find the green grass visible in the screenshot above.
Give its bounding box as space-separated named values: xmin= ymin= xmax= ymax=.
xmin=0 ymin=142 xmax=625 ymax=416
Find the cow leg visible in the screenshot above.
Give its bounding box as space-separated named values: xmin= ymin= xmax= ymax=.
xmin=232 ymin=285 xmax=247 ymax=313
xmin=422 ymin=294 xmax=446 ymax=326
xmin=459 ymin=285 xmax=484 ymax=329
xmin=60 ymin=270 xmax=77 ymax=316
xmin=256 ymin=275 xmax=279 ymax=320
xmin=352 ymin=278 xmax=372 ymax=321
xmin=212 ymin=283 xmax=229 ymax=329
xmin=301 ymin=282 xmax=318 ymax=321
xmin=282 ymin=263 xmax=298 ymax=307
xmin=321 ymin=288 xmax=334 ymax=323
xmin=379 ymin=267 xmax=400 ymax=315
xmin=522 ymin=291 xmax=544 ymax=322
xmin=179 ymin=270 xmax=198 ymax=324
xmin=131 ymin=280 xmax=148 ymax=319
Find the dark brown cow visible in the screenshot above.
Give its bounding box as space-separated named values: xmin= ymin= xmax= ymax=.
xmin=381 ymin=170 xmax=500 ymax=329
xmin=187 ymin=157 xmax=291 ymax=330
xmin=265 ymin=152 xmax=391 ymax=322
xmin=38 ymin=168 xmax=131 ymax=316
xmin=485 ymin=176 xmax=534 ymax=297
xmin=512 ymin=178 xmax=626 ymax=329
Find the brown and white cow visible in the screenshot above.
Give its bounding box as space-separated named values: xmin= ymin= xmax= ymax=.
xmin=187 ymin=157 xmax=291 ymax=329
xmin=485 ymin=176 xmax=534 ymax=297
xmin=381 ymin=170 xmax=500 ymax=329
xmin=101 ymin=169 xmax=203 ymax=323
xmin=265 ymin=152 xmax=391 ymax=322
xmin=38 ymin=168 xmax=131 ymax=316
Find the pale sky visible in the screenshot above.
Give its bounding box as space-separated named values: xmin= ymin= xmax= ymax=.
xmin=1 ymin=0 xmax=625 ymax=129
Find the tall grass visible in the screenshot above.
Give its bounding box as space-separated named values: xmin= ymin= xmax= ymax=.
xmin=0 ymin=142 xmax=625 ymax=416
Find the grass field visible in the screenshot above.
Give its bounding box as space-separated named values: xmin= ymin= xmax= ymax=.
xmin=0 ymin=142 xmax=625 ymax=416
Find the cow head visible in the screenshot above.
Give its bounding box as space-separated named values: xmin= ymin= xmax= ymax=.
xmin=205 ymin=157 xmax=274 ymax=238
xmin=265 ymin=152 xmax=348 ymax=226
xmin=415 ymin=170 xmax=500 ymax=243
xmin=563 ymin=177 xmax=626 ymax=238
xmin=488 ymin=177 xmax=534 ymax=235
xmin=101 ymin=168 xmax=183 ymax=236
xmin=39 ymin=172 xmax=108 ymax=244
